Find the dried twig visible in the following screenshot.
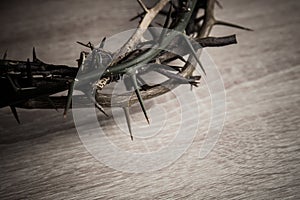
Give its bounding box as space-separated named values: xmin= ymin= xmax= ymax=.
xmin=111 ymin=0 xmax=170 ymax=65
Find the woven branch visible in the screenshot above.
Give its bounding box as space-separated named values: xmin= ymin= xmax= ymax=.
xmin=0 ymin=0 xmax=251 ymax=127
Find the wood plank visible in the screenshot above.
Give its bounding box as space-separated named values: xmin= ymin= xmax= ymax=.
xmin=0 ymin=0 xmax=299 ymax=199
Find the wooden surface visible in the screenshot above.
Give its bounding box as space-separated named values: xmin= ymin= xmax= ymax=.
xmin=0 ymin=0 xmax=300 ymax=199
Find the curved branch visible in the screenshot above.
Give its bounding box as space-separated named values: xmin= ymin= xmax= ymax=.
xmin=111 ymin=0 xmax=170 ymax=65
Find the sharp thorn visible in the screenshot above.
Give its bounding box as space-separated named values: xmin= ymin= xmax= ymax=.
xmin=77 ymin=51 xmax=85 ymax=68
xmin=95 ymin=101 xmax=109 ymax=117
xmin=77 ymin=41 xmax=86 ymax=47
xmin=99 ymin=37 xmax=106 ymax=48
xmin=86 ymin=90 xmax=109 ymax=117
xmin=131 ymin=74 xmax=150 ymax=124
xmin=63 ymin=81 xmax=74 ymax=118
xmin=10 ymin=106 xmax=20 ymax=124
xmin=32 ymin=47 xmax=43 ymax=63
xmin=123 ymin=107 xmax=133 ymax=140
xmin=215 ymin=20 xmax=253 ymax=31
xmin=129 ymin=12 xmax=145 ymax=21
xmin=76 ymin=41 xmax=94 ymax=50
xmin=32 ymin=47 xmax=37 ymax=61
xmin=80 ymin=52 xmax=86 ymax=70
xmin=3 ymin=49 xmax=7 ymax=60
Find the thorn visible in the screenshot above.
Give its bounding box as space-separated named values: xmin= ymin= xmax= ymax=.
xmin=131 ymin=74 xmax=150 ymax=124
xmin=152 ymin=64 xmax=201 ymax=86
xmin=10 ymin=106 xmax=20 ymax=124
xmin=3 ymin=49 xmax=7 ymax=60
xmin=99 ymin=37 xmax=106 ymax=48
xmin=76 ymin=41 xmax=94 ymax=50
xmin=32 ymin=47 xmax=43 ymax=63
xmin=136 ymin=0 xmax=149 ymax=13
xmin=77 ymin=51 xmax=85 ymax=68
xmin=26 ymin=58 xmax=32 ymax=83
xmin=129 ymin=12 xmax=145 ymax=21
xmin=123 ymin=107 xmax=133 ymax=140
xmin=79 ymin=52 xmax=86 ymax=70
xmin=77 ymin=41 xmax=86 ymax=47
xmin=63 ymin=81 xmax=74 ymax=118
xmin=215 ymin=20 xmax=253 ymax=31
xmin=182 ymin=35 xmax=206 ymax=75
xmin=85 ymin=90 xmax=109 ymax=117
xmin=32 ymin=47 xmax=37 ymax=61
xmin=95 ymin=101 xmax=109 ymax=117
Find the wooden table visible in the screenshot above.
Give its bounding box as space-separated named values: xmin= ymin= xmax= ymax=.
xmin=0 ymin=0 xmax=299 ymax=199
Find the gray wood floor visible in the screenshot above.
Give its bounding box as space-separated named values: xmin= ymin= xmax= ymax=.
xmin=0 ymin=0 xmax=299 ymax=199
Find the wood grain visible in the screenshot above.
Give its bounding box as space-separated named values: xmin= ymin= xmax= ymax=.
xmin=0 ymin=0 xmax=299 ymax=199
